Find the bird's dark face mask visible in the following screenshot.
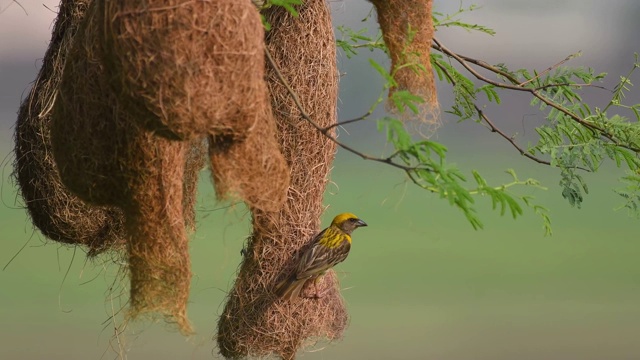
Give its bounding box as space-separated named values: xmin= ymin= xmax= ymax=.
xmin=341 ymin=217 xmax=367 ymax=234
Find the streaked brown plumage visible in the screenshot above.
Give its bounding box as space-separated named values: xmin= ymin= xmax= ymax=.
xmin=276 ymin=213 xmax=367 ymax=300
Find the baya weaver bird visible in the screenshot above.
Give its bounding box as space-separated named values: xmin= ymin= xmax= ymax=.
xmin=276 ymin=212 xmax=367 ymax=300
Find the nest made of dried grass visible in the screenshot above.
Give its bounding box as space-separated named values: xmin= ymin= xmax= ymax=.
xmin=51 ymin=0 xmax=201 ymax=334
xmin=208 ymin=90 xmax=290 ymax=214
xmin=371 ymin=0 xmax=439 ymax=127
xmin=105 ymin=0 xmax=289 ymax=214
xmin=104 ymin=0 xmax=267 ymax=141
xmin=12 ymin=0 xmax=125 ymax=256
xmin=124 ymin=133 xmax=193 ymax=335
xmin=184 ymin=138 xmax=208 ymax=232
xmin=217 ymin=0 xmax=347 ymax=358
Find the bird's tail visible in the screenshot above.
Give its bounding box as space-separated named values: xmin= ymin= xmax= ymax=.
xmin=275 ymin=276 xmax=307 ymax=300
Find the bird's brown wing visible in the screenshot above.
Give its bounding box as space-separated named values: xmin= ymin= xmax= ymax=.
xmin=294 ymin=236 xmax=351 ymax=280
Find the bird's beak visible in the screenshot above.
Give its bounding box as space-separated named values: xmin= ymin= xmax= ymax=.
xmin=355 ymin=219 xmax=367 ymax=227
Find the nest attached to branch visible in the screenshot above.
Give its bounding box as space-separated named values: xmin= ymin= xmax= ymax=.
xmin=106 ymin=0 xmax=289 ymax=213
xmin=208 ymin=89 xmax=290 ymax=213
xmin=12 ymin=0 xmax=125 ymax=256
xmin=183 ymin=138 xmax=208 ymax=231
xmin=50 ymin=0 xmax=209 ymax=334
xmin=217 ymin=1 xmax=347 ymax=359
xmin=371 ymin=0 xmax=439 ymax=127
xmin=105 ymin=0 xmax=267 ymax=141
xmin=17 ymin=0 xmax=343 ymax=350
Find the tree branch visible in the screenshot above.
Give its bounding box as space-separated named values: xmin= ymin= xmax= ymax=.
xmin=519 ymin=52 xmax=580 ymax=86
xmin=432 ymin=60 xmax=569 ymax=169
xmin=323 ymin=108 xmax=375 ymax=131
xmin=534 ymin=82 xmax=610 ymax=92
xmin=436 ymin=47 xmax=610 ymax=92
xmin=432 ymin=37 xmax=640 ymax=153
xmin=268 ymin=33 xmax=627 ymax=187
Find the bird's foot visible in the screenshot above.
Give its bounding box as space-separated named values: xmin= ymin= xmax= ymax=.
xmin=300 ymin=275 xmax=332 ymax=299
xmin=313 ymin=285 xmax=332 ymax=299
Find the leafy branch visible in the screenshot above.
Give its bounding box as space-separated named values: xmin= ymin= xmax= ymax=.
xmin=264 ymin=49 xmax=433 ymax=174
xmin=266 ymin=2 xmax=640 ymax=233
xmin=336 ymin=26 xmax=386 ymax=59
xmin=432 ymin=4 xmax=496 ymax=35
xmin=255 ymin=0 xmax=302 ymax=29
xmin=432 ymin=38 xmax=640 ymax=154
xmin=266 ymin=44 xmax=551 ymax=233
xmin=428 ymin=7 xmax=640 ymax=214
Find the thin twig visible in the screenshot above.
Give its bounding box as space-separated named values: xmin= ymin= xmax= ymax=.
xmin=433 ymin=60 xmax=560 ymax=168
xmin=433 ymin=39 xmax=531 ymax=91
xmin=519 ymin=52 xmax=581 ymax=86
xmin=0 ymin=0 xmax=27 ymax=15
xmin=476 ymin=107 xmax=590 ymax=171
xmin=433 ymin=45 xmax=609 ymax=92
xmin=476 ymin=108 xmax=551 ymax=166
xmin=323 ymin=109 xmax=374 ymax=131
xmin=534 ymin=83 xmax=610 ymax=92
xmin=448 ymin=52 xmax=612 ymax=92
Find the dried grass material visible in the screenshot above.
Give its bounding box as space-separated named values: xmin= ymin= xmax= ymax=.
xmin=51 ymin=1 xmax=193 ymax=334
xmin=217 ymin=0 xmax=346 ymax=358
xmin=105 ymin=0 xmax=266 ymax=141
xmin=12 ymin=0 xmax=125 ymax=256
xmin=371 ymin=0 xmax=439 ymax=127
xmin=183 ymin=138 xmax=207 ymax=232
xmin=51 ymin=1 xmax=129 ymax=207
xmin=125 ymin=134 xmax=193 ymax=335
xmin=107 ymin=0 xmax=289 ymax=212
xmin=209 ymin=93 xmax=290 ymax=213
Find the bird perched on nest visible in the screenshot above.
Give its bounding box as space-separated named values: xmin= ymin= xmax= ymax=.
xmin=276 ymin=212 xmax=367 ymax=300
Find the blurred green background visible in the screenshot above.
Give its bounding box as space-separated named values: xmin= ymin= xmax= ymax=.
xmin=1 ymin=0 xmax=639 ymax=359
